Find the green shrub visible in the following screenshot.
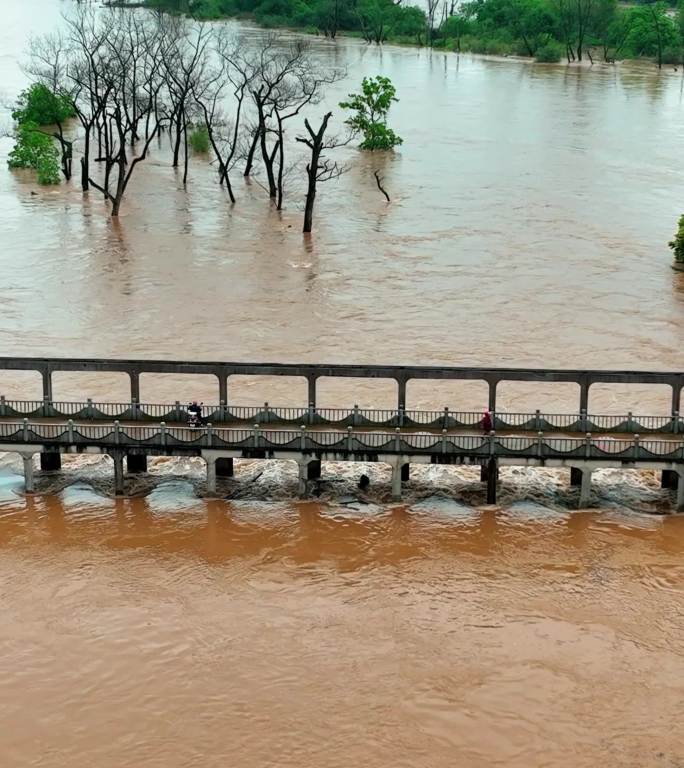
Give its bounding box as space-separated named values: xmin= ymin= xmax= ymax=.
xmin=669 ymin=214 xmax=684 ymax=263
xmin=535 ymin=41 xmax=563 ymax=62
xmin=340 ymin=76 xmax=403 ymax=151
xmin=189 ymin=125 xmax=210 ymax=153
xmin=8 ymin=121 xmax=61 ymax=185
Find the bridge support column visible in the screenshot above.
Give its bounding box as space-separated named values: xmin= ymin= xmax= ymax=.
xmin=218 ymin=375 xmax=228 ymax=408
xmin=111 ymin=452 xmax=124 ymax=496
xmin=297 ymin=458 xmax=310 ymax=497
xmin=672 ymin=385 xmax=681 ymax=422
xmin=579 ymin=468 xmax=592 ymax=508
xmin=127 ymin=454 xmax=148 ymax=474
xmin=488 ymin=381 xmax=497 ymax=413
xmin=579 ymin=379 xmax=590 ymax=414
xmin=41 ymin=370 xmax=53 ymax=403
xmin=661 ymin=470 xmax=679 ymax=490
xmin=307 ymin=376 xmax=317 ymax=409
xmin=391 ymin=461 xmax=404 ymax=501
xmin=216 ymin=457 xmax=234 ymax=478
xmin=40 ymin=452 xmax=61 ymax=472
xmin=677 ymin=471 xmax=684 ymax=512
xmin=570 ymin=467 xmax=582 ymax=487
xmin=397 ymin=379 xmax=407 ymax=411
xmin=486 ymin=458 xmax=498 ymax=504
xmin=129 ymin=372 xmax=140 ymax=404
xmin=206 ymin=457 xmax=217 ymax=494
xmin=22 ymin=454 xmax=35 ymax=493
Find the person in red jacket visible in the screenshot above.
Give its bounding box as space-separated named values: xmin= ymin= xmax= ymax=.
xmin=480 ymin=410 xmax=493 ymax=433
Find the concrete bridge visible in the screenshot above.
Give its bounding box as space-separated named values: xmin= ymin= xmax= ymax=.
xmin=0 ymin=357 xmax=682 ymax=510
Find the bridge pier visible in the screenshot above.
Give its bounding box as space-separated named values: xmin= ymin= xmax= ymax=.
xmin=486 ymin=458 xmax=498 ymax=504
xmin=579 ymin=468 xmax=593 ymax=508
xmin=206 ymin=457 xmax=217 ymax=494
xmin=661 ymin=470 xmax=679 ymax=490
xmin=22 ymin=454 xmax=35 ymax=493
xmin=391 ymin=460 xmax=404 ymax=501
xmin=111 ymin=452 xmax=125 ymax=496
xmin=40 ymin=452 xmax=61 ymax=472
xmin=678 ymin=471 xmax=684 ymax=512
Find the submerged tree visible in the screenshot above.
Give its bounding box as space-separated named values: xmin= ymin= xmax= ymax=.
xmin=339 ymin=76 xmax=402 ymax=151
xmin=296 ymin=111 xmax=347 ymax=233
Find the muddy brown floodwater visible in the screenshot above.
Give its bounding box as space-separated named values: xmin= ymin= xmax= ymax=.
xmin=1 ymin=1 xmax=684 ymax=766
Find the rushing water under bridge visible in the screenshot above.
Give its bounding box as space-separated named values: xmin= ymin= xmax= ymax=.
xmin=0 ymin=357 xmax=682 ymax=510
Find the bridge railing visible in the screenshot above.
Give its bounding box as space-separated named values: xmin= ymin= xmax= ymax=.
xmin=0 ymin=398 xmax=682 ymax=434
xmin=2 ymin=421 xmax=684 ymax=462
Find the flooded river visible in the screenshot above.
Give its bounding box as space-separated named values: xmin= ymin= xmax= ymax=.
xmin=1 ymin=1 xmax=684 ymax=765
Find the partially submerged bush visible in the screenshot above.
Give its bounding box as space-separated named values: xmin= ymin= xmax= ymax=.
xmin=535 ymin=41 xmax=563 ymax=63
xmin=669 ymin=214 xmax=684 ymax=263
xmin=189 ymin=125 xmax=210 ymax=153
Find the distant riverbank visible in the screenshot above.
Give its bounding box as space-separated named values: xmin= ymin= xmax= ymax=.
xmin=116 ymin=0 xmax=684 ymax=67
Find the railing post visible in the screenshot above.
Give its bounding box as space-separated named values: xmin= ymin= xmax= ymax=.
xmin=253 ymin=423 xmax=260 ymax=450
xmin=300 ymin=425 xmax=307 ymax=452
xmin=535 ymin=409 xmax=541 ymax=432
xmin=673 ymin=411 xmax=679 ymax=435
xmin=68 ymin=419 xmax=74 ymax=444
xmin=585 ymin=432 xmax=592 ymax=458
xmin=395 ymin=427 xmax=401 ymax=453
xmin=307 ymin=402 xmax=314 ymax=426
xmin=0 ymin=395 xmax=5 ymax=418
xmin=264 ymin=402 xmax=270 ymax=425
xmin=633 ymin=433 xmax=640 ymax=459
xmin=160 ymin=421 xmax=167 ymax=448
xmin=347 ymin=426 xmax=352 ymax=452
xmin=206 ymin=422 xmax=213 ymax=447
xmin=87 ymin=398 xmax=94 ymax=420
xmin=537 ymin=430 xmax=544 ymax=459
xmin=114 ymin=420 xmax=120 ymax=445
xmin=441 ymin=428 xmax=447 ymax=454
xmin=580 ymin=409 xmax=588 ymax=433
xmin=175 ymin=401 xmax=181 ymax=423
xmin=443 ymin=407 xmax=449 ymax=430
xmin=353 ymin=404 xmax=359 ymax=427
xmin=627 ymin=411 xmax=634 ymax=432
xmin=489 ymin=430 xmax=495 ymax=457
xmin=23 ymin=418 xmax=28 ymax=442
xmin=219 ymin=400 xmax=226 ymax=423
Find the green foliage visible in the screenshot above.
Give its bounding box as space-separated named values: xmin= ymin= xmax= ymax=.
xmin=12 ymin=83 xmax=75 ymax=127
xmin=148 ymin=0 xmax=683 ymax=63
xmin=339 ymin=76 xmax=402 ymax=151
xmin=7 ymin=121 xmax=61 ymax=185
xmin=669 ymin=214 xmax=684 ymax=263
xmin=535 ymin=40 xmax=563 ymax=61
xmin=189 ymin=125 xmax=210 ymax=153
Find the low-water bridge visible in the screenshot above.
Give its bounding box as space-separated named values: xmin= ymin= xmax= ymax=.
xmin=0 ymin=357 xmax=682 ymax=510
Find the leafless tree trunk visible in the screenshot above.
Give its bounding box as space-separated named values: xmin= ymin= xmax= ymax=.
xmin=296 ymin=112 xmax=347 ymax=233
